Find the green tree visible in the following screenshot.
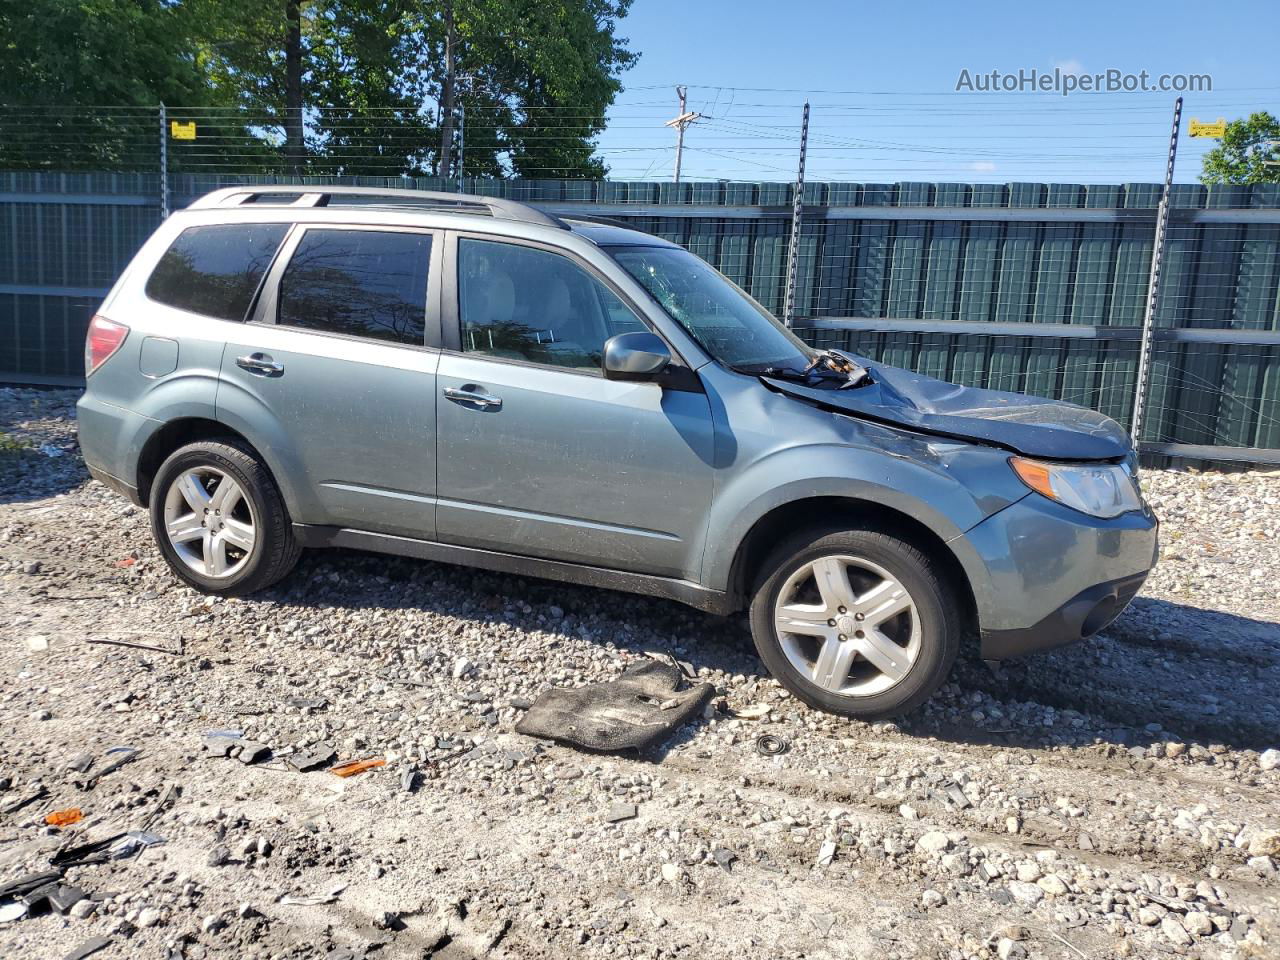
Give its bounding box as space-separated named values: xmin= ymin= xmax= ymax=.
xmin=0 ymin=0 xmax=217 ymax=168
xmin=1199 ymin=112 xmax=1280 ymax=185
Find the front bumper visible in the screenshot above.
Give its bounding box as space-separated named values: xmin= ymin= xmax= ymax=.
xmin=953 ymin=494 xmax=1159 ymax=660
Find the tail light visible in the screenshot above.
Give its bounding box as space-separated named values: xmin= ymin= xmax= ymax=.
xmin=85 ymin=315 xmax=129 ymax=376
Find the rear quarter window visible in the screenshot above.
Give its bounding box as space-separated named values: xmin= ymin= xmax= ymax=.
xmin=145 ymin=223 xmax=289 ymax=321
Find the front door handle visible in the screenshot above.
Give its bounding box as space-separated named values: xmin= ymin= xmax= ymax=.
xmin=236 ymin=353 xmax=284 ymax=376
xmin=443 ymin=385 xmax=502 ymax=409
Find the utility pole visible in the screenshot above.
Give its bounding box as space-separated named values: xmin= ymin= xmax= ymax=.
xmin=1130 ymin=96 xmax=1183 ymax=445
xmin=664 ymin=86 xmax=703 ymax=183
xmin=782 ymin=101 xmax=811 ymax=327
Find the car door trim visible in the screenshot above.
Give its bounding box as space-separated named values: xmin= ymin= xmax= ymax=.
xmin=435 ymin=495 xmax=682 ymax=541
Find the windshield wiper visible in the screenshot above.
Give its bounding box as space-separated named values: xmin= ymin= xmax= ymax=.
xmin=746 ymin=350 xmax=870 ymax=389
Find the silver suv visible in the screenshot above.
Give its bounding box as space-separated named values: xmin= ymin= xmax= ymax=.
xmin=78 ymin=186 xmax=1158 ymax=718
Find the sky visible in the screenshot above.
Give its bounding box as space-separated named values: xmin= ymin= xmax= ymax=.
xmin=593 ymin=0 xmax=1279 ymax=185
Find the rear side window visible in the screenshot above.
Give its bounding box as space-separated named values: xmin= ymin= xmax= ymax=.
xmin=277 ymin=229 xmax=431 ymax=346
xmin=145 ymin=223 xmax=288 ymax=321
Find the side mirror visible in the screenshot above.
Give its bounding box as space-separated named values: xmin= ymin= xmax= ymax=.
xmin=602 ymin=332 xmax=671 ymax=382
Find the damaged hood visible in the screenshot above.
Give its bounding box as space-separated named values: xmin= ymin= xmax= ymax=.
xmin=764 ymin=356 xmax=1132 ymax=461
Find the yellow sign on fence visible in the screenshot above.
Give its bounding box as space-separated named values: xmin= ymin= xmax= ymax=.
xmin=1188 ymin=117 xmax=1227 ymax=139
xmin=170 ymin=121 xmax=197 ymax=141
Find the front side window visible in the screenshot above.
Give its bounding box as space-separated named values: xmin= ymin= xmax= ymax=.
xmin=146 ymin=223 xmax=288 ymax=321
xmin=608 ymin=245 xmax=815 ymax=372
xmin=277 ymin=229 xmax=431 ymax=346
xmin=458 ymin=238 xmax=644 ymax=374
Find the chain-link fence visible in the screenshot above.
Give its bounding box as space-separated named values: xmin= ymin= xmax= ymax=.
xmin=2 ymin=103 xmax=1279 ymax=466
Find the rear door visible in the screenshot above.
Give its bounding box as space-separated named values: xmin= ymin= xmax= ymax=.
xmin=434 ymin=234 xmax=714 ymax=579
xmin=217 ymin=224 xmax=442 ymax=538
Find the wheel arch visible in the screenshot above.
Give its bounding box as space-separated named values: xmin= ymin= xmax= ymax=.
xmin=725 ymin=496 xmax=979 ymax=641
xmin=136 ymin=418 xmax=283 ymax=508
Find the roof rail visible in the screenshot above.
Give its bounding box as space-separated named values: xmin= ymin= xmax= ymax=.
xmin=186 ymin=185 xmax=569 ymax=230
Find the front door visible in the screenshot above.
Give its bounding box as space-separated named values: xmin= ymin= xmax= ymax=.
xmin=435 ymin=235 xmax=714 ymax=579
xmin=218 ymin=225 xmax=441 ymax=538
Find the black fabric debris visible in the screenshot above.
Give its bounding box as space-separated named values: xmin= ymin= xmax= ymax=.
xmin=515 ymin=661 xmax=713 ymax=753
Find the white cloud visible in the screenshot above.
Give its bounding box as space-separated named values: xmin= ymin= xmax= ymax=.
xmin=1054 ymin=58 xmax=1085 ymax=76
xmin=970 ymin=161 xmax=998 ymax=172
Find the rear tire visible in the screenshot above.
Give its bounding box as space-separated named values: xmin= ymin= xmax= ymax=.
xmin=748 ymin=526 xmax=959 ymax=719
xmin=149 ymin=439 xmax=300 ymax=595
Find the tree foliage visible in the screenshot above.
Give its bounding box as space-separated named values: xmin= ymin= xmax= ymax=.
xmin=1199 ymin=112 xmax=1280 ymax=185
xmin=0 ymin=0 xmax=636 ymax=177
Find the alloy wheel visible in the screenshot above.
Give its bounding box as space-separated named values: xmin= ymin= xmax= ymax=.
xmin=162 ymin=466 xmax=256 ymax=579
xmin=773 ymin=554 xmax=922 ymax=697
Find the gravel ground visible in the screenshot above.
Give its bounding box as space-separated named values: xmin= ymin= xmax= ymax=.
xmin=1 ymin=386 xmax=1278 ymax=960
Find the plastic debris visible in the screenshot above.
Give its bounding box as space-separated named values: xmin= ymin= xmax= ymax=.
xmin=0 ymin=871 xmax=64 ymax=899
xmin=329 ymin=757 xmax=385 ymax=778
xmin=65 ymin=753 xmax=94 ymax=774
xmin=400 ymin=765 xmax=419 ymax=793
xmin=280 ymin=882 xmax=347 ymax=906
xmin=45 ymin=808 xmax=83 ymax=828
xmin=817 ymin=840 xmax=837 ymax=867
xmin=63 ymin=936 xmax=112 ymax=960
xmin=734 ymin=703 xmax=772 ymax=720
xmin=0 ymin=901 xmax=28 ymax=923
xmin=1 ymin=786 xmax=48 ymax=815
xmin=74 ymin=747 xmax=139 ymax=789
xmin=52 ymin=834 xmax=126 ymax=868
xmin=287 ymin=743 xmax=336 ymax=772
xmin=109 ymin=830 xmax=165 ymax=859
xmin=47 ymin=884 xmax=87 ymax=914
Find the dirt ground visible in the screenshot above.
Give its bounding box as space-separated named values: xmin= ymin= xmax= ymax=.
xmin=1 ymin=387 xmax=1278 ymax=960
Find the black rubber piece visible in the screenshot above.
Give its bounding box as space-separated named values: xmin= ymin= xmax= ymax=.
xmin=148 ymin=439 xmax=301 ymax=596
xmin=748 ymin=526 xmax=960 ymax=720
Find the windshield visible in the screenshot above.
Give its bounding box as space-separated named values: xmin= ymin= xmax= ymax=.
xmin=607 ymin=245 xmax=815 ymax=372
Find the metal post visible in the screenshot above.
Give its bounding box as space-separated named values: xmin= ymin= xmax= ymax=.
xmin=673 ymin=86 xmax=687 ymax=184
xmin=159 ymin=103 xmax=169 ymax=220
xmin=782 ymin=101 xmax=810 ymax=327
xmin=1130 ymin=96 xmax=1183 ymax=443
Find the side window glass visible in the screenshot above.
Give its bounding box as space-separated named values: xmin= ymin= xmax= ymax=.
xmin=277 ymin=229 xmax=431 ymax=346
xmin=457 ymin=238 xmax=643 ymax=374
xmin=145 ymin=223 xmax=288 ymax=321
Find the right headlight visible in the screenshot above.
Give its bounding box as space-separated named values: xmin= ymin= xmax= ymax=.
xmin=1009 ymin=457 xmax=1143 ymax=519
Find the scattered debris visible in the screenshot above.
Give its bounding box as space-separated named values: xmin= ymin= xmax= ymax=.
xmin=26 ymin=635 xmax=49 ymax=652
xmin=817 ymin=840 xmax=837 ymax=867
xmin=74 ymin=747 xmax=140 ymax=789
xmin=62 ymin=936 xmax=111 ymax=960
xmin=515 ymin=660 xmax=713 ymax=753
xmin=712 ymin=847 xmax=736 ymax=872
xmin=280 ymin=882 xmax=347 ymax=906
xmin=109 ymin=830 xmax=165 ymax=859
xmin=330 ymin=757 xmax=386 ymax=778
xmin=288 ymin=742 xmax=337 ymax=772
xmin=603 ymin=802 xmax=638 ymax=823
xmin=1 ymin=785 xmax=49 ymax=815
xmin=44 ymin=807 xmax=83 ymax=828
xmin=400 ymin=765 xmax=419 ymax=793
xmin=52 ymin=833 xmax=127 ymax=868
xmin=0 ymin=901 xmax=26 ymax=923
xmin=734 ymin=703 xmax=772 ymax=720
xmin=65 ymin=753 xmax=94 ymax=774
xmin=85 ymin=635 xmax=183 ymax=655
xmin=754 ymin=734 xmax=789 ymax=757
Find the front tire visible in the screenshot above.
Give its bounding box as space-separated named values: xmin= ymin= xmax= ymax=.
xmin=149 ymin=439 xmax=300 ymax=595
xmin=748 ymin=527 xmax=959 ymax=719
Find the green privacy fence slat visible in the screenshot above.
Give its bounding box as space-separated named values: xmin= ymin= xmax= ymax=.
xmin=4 ymin=172 xmax=1280 ymax=458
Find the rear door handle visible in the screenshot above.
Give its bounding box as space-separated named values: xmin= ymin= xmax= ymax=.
xmin=236 ymin=353 xmax=284 ymax=376
xmin=443 ymin=385 xmax=502 ymax=409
